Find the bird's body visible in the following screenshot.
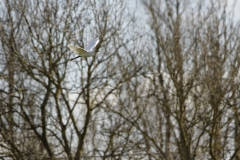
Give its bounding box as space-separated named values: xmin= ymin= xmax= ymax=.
xmin=68 ymin=38 xmax=99 ymax=59
xmin=67 ymin=44 xmax=95 ymax=57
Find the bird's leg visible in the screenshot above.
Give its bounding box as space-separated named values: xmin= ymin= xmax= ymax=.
xmin=70 ymin=56 xmax=81 ymax=61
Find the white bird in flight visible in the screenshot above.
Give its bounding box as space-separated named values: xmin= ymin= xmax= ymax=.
xmin=68 ymin=38 xmax=99 ymax=60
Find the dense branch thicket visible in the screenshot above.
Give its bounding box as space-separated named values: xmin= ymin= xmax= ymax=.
xmin=0 ymin=0 xmax=240 ymax=159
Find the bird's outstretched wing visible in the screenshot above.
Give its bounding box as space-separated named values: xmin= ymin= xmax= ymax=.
xmin=67 ymin=44 xmax=89 ymax=56
xmin=84 ymin=38 xmax=99 ymax=51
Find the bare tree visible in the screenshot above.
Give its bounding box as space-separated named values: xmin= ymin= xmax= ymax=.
xmin=139 ymin=0 xmax=240 ymax=159
xmin=0 ymin=0 xmax=143 ymax=159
